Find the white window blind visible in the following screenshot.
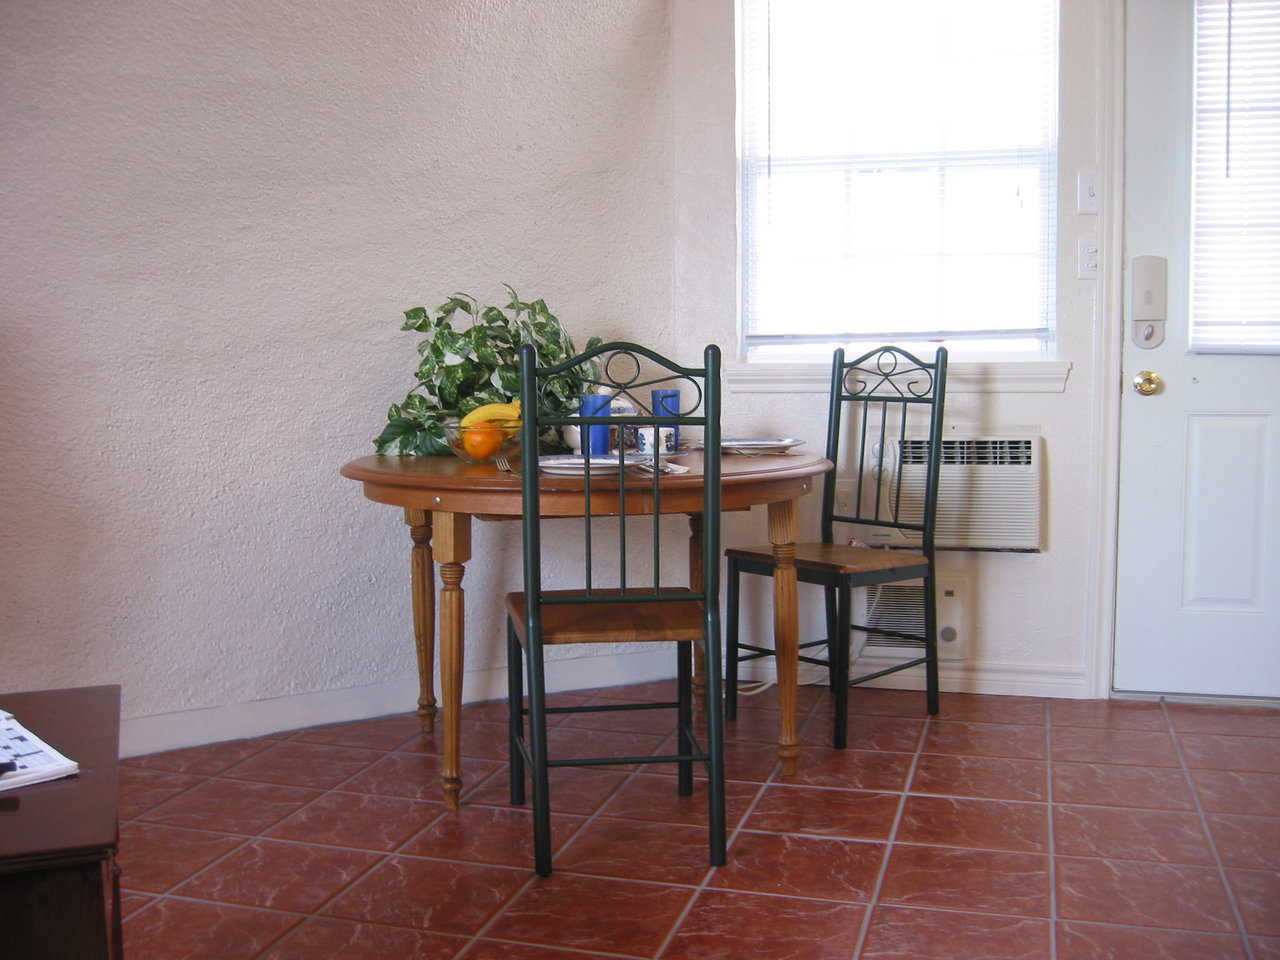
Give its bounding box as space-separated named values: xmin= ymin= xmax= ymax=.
xmin=1191 ymin=0 xmax=1280 ymax=354
xmin=740 ymin=0 xmax=1059 ymax=359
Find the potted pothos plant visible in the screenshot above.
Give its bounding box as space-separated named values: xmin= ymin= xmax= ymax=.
xmin=374 ymin=285 xmax=602 ymax=456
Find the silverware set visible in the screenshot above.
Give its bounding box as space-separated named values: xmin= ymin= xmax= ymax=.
xmin=492 ymin=454 xmax=689 ymax=476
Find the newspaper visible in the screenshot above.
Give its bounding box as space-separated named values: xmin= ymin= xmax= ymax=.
xmin=0 ymin=708 xmax=79 ymax=792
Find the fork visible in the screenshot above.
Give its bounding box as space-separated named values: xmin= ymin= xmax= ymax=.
xmin=493 ymin=454 xmax=515 ymax=474
xmin=633 ymin=459 xmax=691 ymax=475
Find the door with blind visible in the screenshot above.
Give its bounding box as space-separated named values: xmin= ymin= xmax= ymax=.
xmin=1113 ymin=0 xmax=1280 ymax=696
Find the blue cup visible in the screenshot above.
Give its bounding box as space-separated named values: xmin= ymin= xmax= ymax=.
xmin=580 ymin=394 xmax=612 ymax=455
xmin=652 ymin=389 xmax=681 ymax=447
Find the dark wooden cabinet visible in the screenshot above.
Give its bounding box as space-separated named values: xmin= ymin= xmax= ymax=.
xmin=0 ymin=685 xmax=122 ymax=959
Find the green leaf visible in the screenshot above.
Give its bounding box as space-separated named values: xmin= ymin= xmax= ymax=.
xmin=401 ymin=306 xmax=431 ymax=331
xmin=436 ymin=295 xmax=474 ymax=320
xmin=373 ymin=417 xmax=419 ymax=453
xmin=494 ymin=367 xmax=519 ymax=392
xmin=473 ymin=337 xmax=500 ymax=368
xmin=402 ymin=393 xmax=431 ymax=416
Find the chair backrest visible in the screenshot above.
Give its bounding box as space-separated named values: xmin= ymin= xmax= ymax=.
xmin=821 ymin=345 xmax=948 ymax=551
xmin=516 ymin=341 xmax=722 ymax=630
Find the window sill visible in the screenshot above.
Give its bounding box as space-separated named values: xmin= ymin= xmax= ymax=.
xmin=725 ymin=360 xmax=1073 ymax=394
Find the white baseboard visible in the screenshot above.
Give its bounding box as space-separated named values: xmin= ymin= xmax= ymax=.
xmin=122 ymin=651 xmax=1092 ymax=757
xmin=742 ymin=657 xmax=1090 ymax=700
xmin=120 ymin=648 xmax=678 ymax=757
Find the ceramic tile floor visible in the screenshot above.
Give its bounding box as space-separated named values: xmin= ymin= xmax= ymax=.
xmin=117 ymin=682 xmax=1280 ymax=959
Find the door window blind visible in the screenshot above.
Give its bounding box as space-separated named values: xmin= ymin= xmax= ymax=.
xmin=1191 ymin=0 xmax=1280 ymax=353
xmin=740 ymin=0 xmax=1059 ymax=359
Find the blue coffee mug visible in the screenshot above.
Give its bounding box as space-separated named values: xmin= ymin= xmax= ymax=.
xmin=580 ymin=394 xmax=612 ymax=455
xmin=652 ymin=389 xmax=681 ymax=446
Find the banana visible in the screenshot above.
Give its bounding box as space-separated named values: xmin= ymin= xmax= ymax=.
xmin=460 ymin=400 xmax=521 ymax=428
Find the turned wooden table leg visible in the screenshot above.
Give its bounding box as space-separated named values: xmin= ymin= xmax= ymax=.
xmin=687 ymin=513 xmax=706 ymax=707
xmin=405 ymin=509 xmax=438 ymax=733
xmin=768 ymin=499 xmax=800 ymax=776
xmin=433 ymin=511 xmax=471 ymax=810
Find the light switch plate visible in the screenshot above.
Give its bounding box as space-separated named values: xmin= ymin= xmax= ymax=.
xmin=1077 ymin=169 xmax=1100 ymax=215
xmin=1077 ymin=237 xmax=1099 ymax=279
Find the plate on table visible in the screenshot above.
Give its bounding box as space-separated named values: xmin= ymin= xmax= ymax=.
xmin=720 ymin=437 xmax=806 ymax=455
xmin=538 ymin=454 xmax=648 ymax=476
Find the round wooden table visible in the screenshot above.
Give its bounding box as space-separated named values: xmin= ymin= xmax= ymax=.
xmin=341 ymin=451 xmax=831 ymax=807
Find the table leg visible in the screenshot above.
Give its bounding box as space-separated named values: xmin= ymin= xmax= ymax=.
xmin=687 ymin=513 xmax=706 ymax=707
xmin=432 ymin=511 xmax=472 ymax=810
xmin=405 ymin=509 xmax=438 ymax=733
xmin=768 ymin=499 xmax=800 ymax=775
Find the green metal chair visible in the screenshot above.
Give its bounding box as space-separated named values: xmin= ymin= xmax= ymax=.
xmin=725 ymin=345 xmax=948 ymax=745
xmin=506 ymin=340 xmax=726 ymax=877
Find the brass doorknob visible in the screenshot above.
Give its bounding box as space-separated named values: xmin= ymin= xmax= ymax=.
xmin=1133 ymin=370 xmax=1162 ymax=396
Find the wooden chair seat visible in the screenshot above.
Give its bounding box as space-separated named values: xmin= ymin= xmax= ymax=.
xmin=505 ymin=589 xmax=703 ymax=646
xmin=725 ymin=543 xmax=927 ymax=576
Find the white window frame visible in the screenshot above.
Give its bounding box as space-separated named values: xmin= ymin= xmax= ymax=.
xmin=737 ymin=0 xmax=1061 ymax=367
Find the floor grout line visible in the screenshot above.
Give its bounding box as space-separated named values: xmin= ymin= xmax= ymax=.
xmin=450 ymin=684 xmax=701 ymax=959
xmin=1160 ymin=698 xmax=1257 ymax=960
xmin=849 ymin=704 xmax=930 ymax=960
xmin=139 ymin=739 xmax=429 ymax=959
xmin=647 ymin=787 xmax=762 ymax=960
xmin=1045 ymin=699 xmax=1058 ymax=960
xmin=649 ymin=686 xmax=826 ymax=959
xmin=464 ymin=934 xmax=646 ymax=960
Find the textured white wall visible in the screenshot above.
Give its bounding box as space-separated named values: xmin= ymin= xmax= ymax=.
xmin=0 ymin=0 xmax=677 ymax=749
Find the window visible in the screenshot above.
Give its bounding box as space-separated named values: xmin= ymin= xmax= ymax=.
xmin=1191 ymin=0 xmax=1280 ymax=354
xmin=739 ymin=0 xmax=1059 ymax=360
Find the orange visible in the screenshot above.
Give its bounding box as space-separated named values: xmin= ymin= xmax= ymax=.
xmin=462 ymin=425 xmax=505 ymax=460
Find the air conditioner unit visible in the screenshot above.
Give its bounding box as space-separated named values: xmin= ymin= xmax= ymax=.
xmin=844 ymin=435 xmax=1044 ymax=551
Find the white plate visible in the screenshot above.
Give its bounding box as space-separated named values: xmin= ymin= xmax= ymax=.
xmin=538 ymin=454 xmax=648 ymax=475
xmin=721 ymin=437 xmax=806 ymax=455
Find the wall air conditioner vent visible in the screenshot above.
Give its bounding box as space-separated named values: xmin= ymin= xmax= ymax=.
xmin=849 ymin=434 xmax=1044 ymax=552
xmin=864 ymin=583 xmax=927 ymax=650
xmin=856 ymin=578 xmax=967 ymax=662
xmin=900 ymin=435 xmax=1042 ymax=551
xmin=900 ymin=438 xmax=1035 ymax=467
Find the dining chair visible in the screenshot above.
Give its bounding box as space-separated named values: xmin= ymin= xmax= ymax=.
xmin=506 ymin=340 xmax=726 ymax=876
xmin=724 ymin=345 xmax=948 ymax=747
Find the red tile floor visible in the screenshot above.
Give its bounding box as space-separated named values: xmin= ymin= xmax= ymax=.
xmin=117 ymin=683 xmax=1280 ymax=959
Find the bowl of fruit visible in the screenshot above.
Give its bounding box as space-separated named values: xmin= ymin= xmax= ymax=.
xmin=443 ymin=402 xmax=523 ymax=464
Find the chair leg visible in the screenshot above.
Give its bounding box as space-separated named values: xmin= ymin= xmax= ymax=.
xmin=676 ymin=642 xmax=693 ymax=797
xmin=833 ymin=582 xmax=852 ymax=749
xmin=506 ymin=619 xmax=525 ymax=806
xmin=525 ymin=633 xmax=553 ymax=876
xmin=824 ymin=585 xmax=839 ymax=692
xmin=725 ymin=557 xmax=740 ymax=720
xmin=703 ymin=612 xmax=727 ymax=867
xmin=923 ymin=572 xmax=940 ymax=716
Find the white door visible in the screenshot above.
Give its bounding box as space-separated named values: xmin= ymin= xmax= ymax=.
xmin=1114 ymin=0 xmax=1280 ymax=697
